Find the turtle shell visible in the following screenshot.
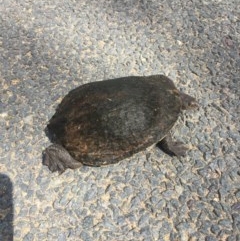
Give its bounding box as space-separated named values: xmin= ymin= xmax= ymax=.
xmin=47 ymin=75 xmax=182 ymax=166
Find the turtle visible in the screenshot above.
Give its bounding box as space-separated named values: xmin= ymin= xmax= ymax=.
xmin=43 ymin=75 xmax=198 ymax=173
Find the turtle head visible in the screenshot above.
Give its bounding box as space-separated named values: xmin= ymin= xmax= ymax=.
xmin=180 ymin=92 xmax=198 ymax=110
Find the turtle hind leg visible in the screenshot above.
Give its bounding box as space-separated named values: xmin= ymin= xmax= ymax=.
xmin=157 ymin=135 xmax=189 ymax=157
xmin=42 ymin=144 xmax=82 ymax=173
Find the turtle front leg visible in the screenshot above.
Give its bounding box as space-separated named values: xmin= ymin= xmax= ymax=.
xmin=157 ymin=134 xmax=189 ymax=157
xmin=42 ymin=144 xmax=82 ymax=173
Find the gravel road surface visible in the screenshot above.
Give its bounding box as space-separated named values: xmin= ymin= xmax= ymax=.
xmin=0 ymin=0 xmax=239 ymax=240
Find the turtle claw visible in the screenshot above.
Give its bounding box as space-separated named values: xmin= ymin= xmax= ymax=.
xmin=43 ymin=146 xmax=67 ymax=173
xmin=43 ymin=144 xmax=82 ymax=173
xmin=157 ymin=135 xmax=189 ymax=157
xmin=167 ymin=142 xmax=189 ymax=157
